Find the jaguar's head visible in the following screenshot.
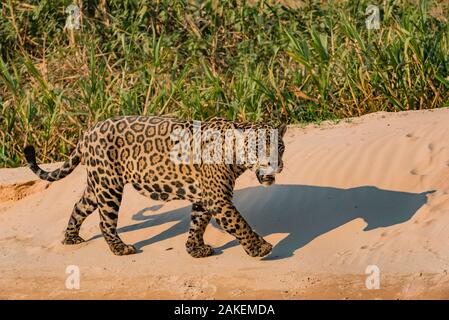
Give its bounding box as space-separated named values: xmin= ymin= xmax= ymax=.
xmin=253 ymin=123 xmax=286 ymax=186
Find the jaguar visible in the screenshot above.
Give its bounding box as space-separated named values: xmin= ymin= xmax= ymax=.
xmin=24 ymin=116 xmax=286 ymax=258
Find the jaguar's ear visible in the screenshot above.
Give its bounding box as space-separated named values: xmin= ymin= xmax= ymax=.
xmin=278 ymin=123 xmax=287 ymax=137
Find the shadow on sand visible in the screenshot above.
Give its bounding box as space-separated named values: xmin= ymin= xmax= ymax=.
xmin=107 ymin=184 xmax=433 ymax=260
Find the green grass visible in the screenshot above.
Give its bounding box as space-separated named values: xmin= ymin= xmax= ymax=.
xmin=1 ymin=0 xmax=449 ymax=167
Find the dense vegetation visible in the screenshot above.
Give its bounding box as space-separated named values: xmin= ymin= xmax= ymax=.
xmin=1 ymin=0 xmax=448 ymax=166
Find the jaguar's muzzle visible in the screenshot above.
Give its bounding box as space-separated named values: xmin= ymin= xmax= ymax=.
xmin=256 ymin=170 xmax=275 ymax=186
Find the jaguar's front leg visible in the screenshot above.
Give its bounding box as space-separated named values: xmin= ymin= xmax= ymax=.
xmin=185 ymin=202 xmax=214 ymax=258
xmin=208 ymin=198 xmax=272 ymax=257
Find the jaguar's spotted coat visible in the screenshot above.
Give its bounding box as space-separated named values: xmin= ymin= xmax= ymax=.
xmin=24 ymin=116 xmax=286 ymax=258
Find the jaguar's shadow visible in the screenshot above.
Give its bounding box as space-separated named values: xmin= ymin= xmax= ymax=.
xmin=114 ymin=184 xmax=433 ymax=260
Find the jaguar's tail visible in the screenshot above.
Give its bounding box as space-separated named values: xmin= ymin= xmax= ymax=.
xmin=24 ymin=144 xmax=82 ymax=182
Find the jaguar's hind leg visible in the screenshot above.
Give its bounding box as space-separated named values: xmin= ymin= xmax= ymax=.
xmin=185 ymin=202 xmax=214 ymax=258
xmin=96 ymin=185 xmax=137 ymax=256
xmin=63 ymin=185 xmax=97 ymax=245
